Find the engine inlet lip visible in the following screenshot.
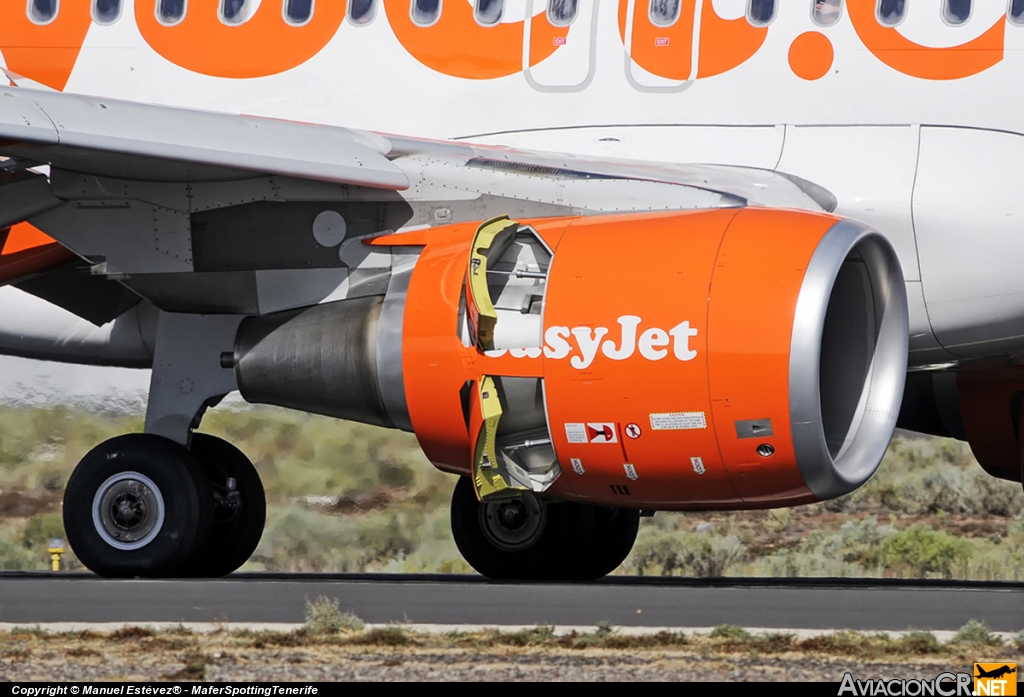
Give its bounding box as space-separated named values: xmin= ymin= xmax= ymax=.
xmin=788 ymin=220 xmax=908 ymax=500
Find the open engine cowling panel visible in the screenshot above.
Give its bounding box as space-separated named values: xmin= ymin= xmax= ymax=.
xmin=233 ymin=208 xmax=908 ymax=510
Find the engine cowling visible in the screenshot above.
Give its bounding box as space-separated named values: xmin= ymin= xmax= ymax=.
xmin=232 ymin=208 xmax=908 ymax=510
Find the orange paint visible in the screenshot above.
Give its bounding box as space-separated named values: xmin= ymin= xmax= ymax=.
xmin=696 ymin=0 xmax=768 ymax=79
xmin=788 ymin=31 xmax=834 ymax=81
xmin=705 ymin=209 xmax=831 ymax=505
xmin=136 ymin=0 xmax=347 ymax=79
xmin=0 ymin=223 xmax=73 ymax=286
xmin=543 ymin=211 xmax=742 ymax=507
xmin=1 ymin=222 xmax=56 ymax=256
xmin=402 ymin=218 xmax=570 ymax=473
xmin=0 ymin=3 xmax=91 ymax=90
xmin=365 ymin=228 xmax=431 ymax=247
xmin=384 ymin=0 xmax=567 ymax=80
xmin=617 ymin=0 xmax=696 ymax=81
xmin=403 ymin=209 xmax=843 ymax=509
xmin=847 ymin=0 xmax=1003 ymax=80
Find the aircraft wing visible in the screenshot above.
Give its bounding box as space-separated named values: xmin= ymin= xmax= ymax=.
xmin=0 ymin=87 xmax=408 ymax=189
xmin=0 ymin=86 xmax=832 ymax=342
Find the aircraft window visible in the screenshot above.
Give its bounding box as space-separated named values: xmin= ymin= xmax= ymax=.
xmin=747 ymin=0 xmax=776 ymax=26
xmin=942 ymin=0 xmax=970 ymax=25
xmin=876 ymin=0 xmax=906 ymax=26
xmin=92 ymin=0 xmax=121 ymax=24
xmin=348 ymin=0 xmax=376 ymax=25
xmin=647 ymin=0 xmax=680 ymax=27
xmin=284 ymin=0 xmax=314 ymax=25
xmin=812 ymin=0 xmax=843 ymax=26
xmin=1010 ymin=0 xmax=1024 ymax=25
xmin=547 ymin=0 xmax=578 ymax=26
xmin=475 ymin=0 xmax=503 ymax=26
xmin=156 ymin=0 xmax=186 ymax=25
xmin=411 ymin=0 xmax=441 ymax=26
xmin=220 ymin=0 xmax=249 ymax=24
xmin=27 ymin=0 xmax=58 ymax=25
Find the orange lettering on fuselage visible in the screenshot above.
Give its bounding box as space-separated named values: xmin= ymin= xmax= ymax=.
xmin=135 ymin=0 xmax=346 ymax=79
xmin=0 ymin=3 xmax=91 ymax=91
xmin=384 ymin=0 xmax=568 ymax=80
xmin=0 ymin=2 xmax=1010 ymax=98
xmin=617 ymin=0 xmax=696 ymax=80
xmin=847 ymin=0 xmax=1003 ymax=80
xmin=695 ymin=0 xmax=767 ymax=78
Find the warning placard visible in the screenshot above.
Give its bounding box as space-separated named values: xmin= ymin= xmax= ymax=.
xmin=565 ymin=423 xmax=588 ymax=443
xmin=564 ymin=423 xmax=618 ymax=443
xmin=650 ymin=411 xmax=707 ymax=431
xmin=586 ymin=423 xmax=617 ymax=444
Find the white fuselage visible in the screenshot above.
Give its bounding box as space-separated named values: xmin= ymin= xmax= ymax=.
xmin=3 ymin=0 xmax=1024 ymax=364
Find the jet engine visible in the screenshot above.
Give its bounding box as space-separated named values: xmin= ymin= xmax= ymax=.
xmin=230 ymin=208 xmax=908 ymax=510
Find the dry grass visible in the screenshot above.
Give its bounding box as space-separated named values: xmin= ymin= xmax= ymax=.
xmin=0 ymin=405 xmax=1022 ymax=579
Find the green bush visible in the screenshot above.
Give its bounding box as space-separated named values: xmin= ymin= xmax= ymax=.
xmin=898 ymin=630 xmax=942 ymax=654
xmin=303 ymin=597 xmax=363 ymax=634
xmin=0 ymin=534 xmax=35 ymax=570
xmin=952 ymin=620 xmax=1003 ymax=647
xmin=624 ymin=527 xmax=745 ymax=577
xmin=710 ymin=625 xmax=751 ymax=640
xmin=875 ymin=526 xmax=971 ymax=578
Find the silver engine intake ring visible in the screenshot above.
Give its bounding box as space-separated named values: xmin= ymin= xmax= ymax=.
xmin=790 ymin=220 xmax=909 ymax=500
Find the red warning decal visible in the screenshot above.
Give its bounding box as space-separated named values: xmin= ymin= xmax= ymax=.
xmin=587 ymin=423 xmax=617 ymax=444
xmin=565 ymin=423 xmax=619 ymax=444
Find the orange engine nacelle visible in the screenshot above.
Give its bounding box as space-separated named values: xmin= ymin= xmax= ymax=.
xmin=232 ymin=209 xmax=909 ymax=510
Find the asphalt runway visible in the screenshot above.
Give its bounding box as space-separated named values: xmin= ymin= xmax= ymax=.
xmin=0 ymin=573 xmax=1021 ymax=631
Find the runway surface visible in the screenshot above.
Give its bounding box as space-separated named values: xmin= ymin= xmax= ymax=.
xmin=1 ymin=573 xmax=1022 ymax=631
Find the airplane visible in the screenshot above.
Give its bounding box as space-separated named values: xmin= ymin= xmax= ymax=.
xmin=0 ymin=0 xmax=1022 ymax=581
xmin=975 ymin=666 xmax=1017 ymax=680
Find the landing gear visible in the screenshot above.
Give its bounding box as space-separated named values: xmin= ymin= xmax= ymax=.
xmin=63 ymin=433 xmax=265 ymax=578
xmin=64 ymin=434 xmax=213 ymax=578
xmin=450 ymin=476 xmax=639 ymax=581
xmin=176 ymin=433 xmax=266 ymax=578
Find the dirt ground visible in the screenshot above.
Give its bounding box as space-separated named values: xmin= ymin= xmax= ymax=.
xmin=1 ymin=627 xmax=1019 ymax=682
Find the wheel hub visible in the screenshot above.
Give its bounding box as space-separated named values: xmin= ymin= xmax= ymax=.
xmin=92 ymin=472 xmax=166 ymax=551
xmin=479 ymin=493 xmax=546 ymax=551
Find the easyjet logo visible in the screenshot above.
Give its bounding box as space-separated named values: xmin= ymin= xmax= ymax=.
xmin=488 ymin=316 xmax=698 ymax=369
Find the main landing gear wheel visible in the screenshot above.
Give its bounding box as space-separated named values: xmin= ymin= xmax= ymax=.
xmin=176 ymin=433 xmax=266 ymax=578
xmin=567 ymin=505 xmax=641 ymax=580
xmin=63 ymin=434 xmax=213 ymax=578
xmin=450 ymin=476 xmax=640 ymax=581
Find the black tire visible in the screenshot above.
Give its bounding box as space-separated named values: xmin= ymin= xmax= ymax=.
xmin=63 ymin=434 xmax=213 ymax=578
xmin=450 ymin=477 xmax=638 ymax=581
xmin=175 ymin=433 xmax=266 ymax=578
xmin=563 ymin=506 xmax=640 ymax=580
xmin=451 ymin=477 xmax=568 ymax=580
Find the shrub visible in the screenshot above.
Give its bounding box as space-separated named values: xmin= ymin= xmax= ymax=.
xmin=899 ymin=630 xmax=942 ymax=654
xmin=710 ymin=625 xmax=751 ymax=640
xmin=0 ymin=534 xmax=35 ymax=570
xmin=952 ymin=620 xmax=1003 ymax=647
xmin=625 ymin=528 xmax=745 ymax=577
xmin=304 ymin=596 xmax=363 ymax=635
xmin=875 ymin=526 xmax=971 ymax=578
